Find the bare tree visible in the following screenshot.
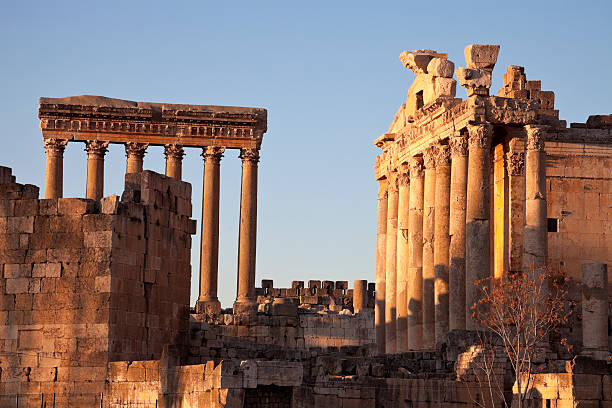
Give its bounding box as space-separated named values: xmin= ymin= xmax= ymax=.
xmin=468 ymin=267 xmax=573 ymax=408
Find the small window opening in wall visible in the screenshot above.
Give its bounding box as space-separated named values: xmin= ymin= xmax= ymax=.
xmin=546 ymin=399 xmax=551 ymax=408
xmin=416 ymin=91 xmax=424 ymax=110
xmin=547 ymin=218 xmax=558 ymax=232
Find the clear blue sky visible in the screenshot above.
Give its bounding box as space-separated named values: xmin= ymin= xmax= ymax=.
xmin=1 ymin=1 xmax=611 ymax=307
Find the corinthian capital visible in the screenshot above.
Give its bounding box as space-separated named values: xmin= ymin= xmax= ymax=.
xmin=201 ymin=146 xmax=225 ymax=163
xmin=386 ymin=171 xmax=399 ymax=193
xmin=43 ymin=138 xmax=68 ymax=156
xmin=377 ymin=179 xmax=388 ymax=200
xmin=164 ymin=144 xmax=185 ymax=160
xmin=84 ymin=140 xmax=109 ymax=157
xmin=506 ymin=152 xmax=524 ymax=176
xmin=449 ymin=133 xmax=468 ymax=157
xmin=397 ymin=168 xmax=410 ymax=187
xmin=435 ymin=144 xmax=451 ymax=166
xmin=467 ymin=122 xmax=492 ymax=149
xmin=525 ymin=125 xmax=545 ymax=151
xmin=423 ymin=146 xmax=437 ymax=169
xmin=409 ymin=156 xmax=424 ymax=178
xmin=125 ymin=142 xmax=148 ymax=159
xmin=239 ymin=148 xmax=260 ymax=164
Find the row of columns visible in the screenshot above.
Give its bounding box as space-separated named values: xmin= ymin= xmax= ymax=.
xmin=43 ymin=139 xmax=261 ymax=311
xmin=375 ymin=123 xmax=547 ymax=353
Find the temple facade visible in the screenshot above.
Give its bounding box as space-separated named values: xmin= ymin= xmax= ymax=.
xmin=374 ymin=44 xmax=612 ymax=354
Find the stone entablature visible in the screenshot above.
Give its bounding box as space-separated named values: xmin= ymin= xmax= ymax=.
xmin=39 ymin=95 xmax=267 ymax=149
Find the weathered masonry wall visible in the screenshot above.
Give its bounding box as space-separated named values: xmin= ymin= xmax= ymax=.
xmin=0 ymin=167 xmax=194 ymax=406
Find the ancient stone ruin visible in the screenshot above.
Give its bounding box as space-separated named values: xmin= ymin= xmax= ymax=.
xmin=1 ymin=44 xmax=611 ymax=407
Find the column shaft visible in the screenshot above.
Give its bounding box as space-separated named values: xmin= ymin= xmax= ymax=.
xmin=235 ymin=148 xmax=260 ymax=309
xmin=523 ymin=126 xmax=547 ymax=271
xmin=434 ymin=145 xmax=451 ymax=346
xmin=44 ymin=139 xmax=67 ymax=199
xmin=422 ymin=149 xmax=436 ymax=349
xmin=125 ymin=142 xmax=148 ymax=174
xmin=465 ymin=123 xmax=492 ymax=330
xmin=448 ymin=134 xmax=468 ymax=330
xmin=85 ymin=140 xmax=109 ymax=200
xmin=164 ymin=144 xmax=185 ymax=180
xmin=385 ymin=175 xmax=399 ymax=353
xmin=198 ymin=146 xmax=225 ymax=314
xmin=353 ymin=280 xmax=368 ymax=313
xmin=506 ymin=143 xmax=525 ymax=274
xmin=408 ymin=157 xmax=424 ymax=350
xmin=581 ymin=263 xmax=609 ymax=360
xmin=396 ymin=169 xmax=410 ymax=352
xmin=375 ymin=179 xmax=388 ymax=354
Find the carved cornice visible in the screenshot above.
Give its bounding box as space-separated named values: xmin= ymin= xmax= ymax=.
xmin=202 ymin=146 xmax=226 ymax=163
xmin=84 ymin=140 xmax=109 ymax=157
xmin=38 ymin=95 xmax=267 ymax=149
xmin=43 ymin=138 xmax=68 ymax=157
xmin=467 ymin=122 xmax=492 ymax=149
xmin=239 ymin=148 xmax=260 ymax=164
xmin=409 ymin=157 xmax=424 ymax=178
xmin=423 ymin=146 xmax=437 ymax=169
xmin=125 ymin=142 xmax=148 ymax=159
xmin=435 ymin=144 xmax=451 ymax=166
xmin=506 ymin=152 xmax=525 ymax=176
xmin=449 ymin=134 xmax=468 ymax=157
xmin=525 ymin=125 xmax=545 ymax=151
xmin=164 ymin=144 xmax=185 ymax=160
xmin=377 ymin=179 xmax=388 ymax=200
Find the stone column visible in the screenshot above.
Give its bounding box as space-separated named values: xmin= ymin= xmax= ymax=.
xmin=523 ymin=125 xmax=547 ymax=271
xmin=465 ymin=122 xmax=492 ymax=330
xmin=434 ymin=144 xmax=451 ymax=346
xmin=197 ymin=146 xmax=225 ymax=314
xmin=353 ymin=280 xmax=368 ymax=313
xmin=581 ymin=263 xmax=609 ymax=360
xmin=85 ymin=140 xmax=109 ymax=200
xmin=396 ymin=167 xmax=410 ymax=352
xmin=422 ymin=148 xmax=436 ymax=349
xmin=375 ymin=178 xmax=388 ymax=354
xmin=385 ymin=172 xmax=399 ymax=353
xmin=449 ymin=133 xmax=468 ymax=330
xmin=408 ymin=156 xmax=424 ymax=350
xmin=506 ymin=144 xmax=525 ymax=274
xmin=125 ymin=142 xmax=148 ymax=174
xmin=235 ymin=148 xmax=260 ymax=312
xmin=164 ymin=144 xmax=185 ymax=180
xmin=43 ymin=138 xmax=67 ymax=199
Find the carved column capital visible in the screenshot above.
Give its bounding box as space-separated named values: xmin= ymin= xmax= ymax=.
xmin=378 ymin=179 xmax=388 ymax=200
xmin=525 ymin=125 xmax=545 ymax=151
xmin=164 ymin=144 xmax=185 ymax=160
xmin=467 ymin=122 xmax=492 ymax=149
xmin=449 ymin=133 xmax=468 ymax=157
xmin=202 ymin=146 xmax=226 ymax=163
xmin=506 ymin=152 xmax=525 ymax=176
xmin=435 ymin=144 xmax=451 ymax=166
xmin=423 ymin=146 xmax=437 ymax=169
xmin=397 ymin=168 xmax=410 ymax=187
xmin=387 ymin=171 xmax=399 ymax=193
xmin=43 ymin=138 xmax=68 ymax=157
xmin=239 ymin=148 xmax=260 ymax=164
xmin=409 ymin=156 xmax=424 ymax=178
xmin=125 ymin=142 xmax=148 ymax=159
xmin=84 ymin=140 xmax=109 ymax=157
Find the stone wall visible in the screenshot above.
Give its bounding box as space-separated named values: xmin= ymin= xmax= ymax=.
xmin=0 ymin=167 xmax=195 ymax=405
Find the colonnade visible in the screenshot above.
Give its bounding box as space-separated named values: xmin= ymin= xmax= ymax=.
xmin=375 ymin=123 xmax=548 ymax=353
xmin=42 ymin=139 xmax=261 ymax=312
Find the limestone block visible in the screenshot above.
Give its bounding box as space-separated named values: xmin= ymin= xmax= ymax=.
xmin=427 ymin=58 xmax=455 ymax=78
xmin=6 ymin=278 xmax=30 ymax=294
xmin=434 ymin=77 xmax=457 ymax=97
xmin=400 ymin=51 xmax=434 ymax=74
xmin=0 ymin=200 xmax=15 ymax=216
xmin=456 ymin=68 xmax=492 ymax=90
xmin=464 ymin=44 xmax=500 ymax=71
xmin=604 ymin=375 xmax=612 ymax=400
xmin=32 ymin=263 xmax=61 ymax=278
xmin=573 ymin=374 xmax=602 ymax=400
xmin=4 ymin=263 xmax=29 ymax=278
xmin=15 ymin=200 xmax=38 ymax=216
xmin=58 ymin=198 xmax=95 ymax=215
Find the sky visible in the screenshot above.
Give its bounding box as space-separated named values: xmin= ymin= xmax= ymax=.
xmin=1 ymin=1 xmax=611 ymax=307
